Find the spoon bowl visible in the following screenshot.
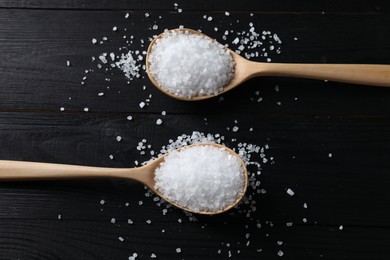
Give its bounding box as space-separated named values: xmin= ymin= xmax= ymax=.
xmin=0 ymin=143 xmax=248 ymax=215
xmin=146 ymin=28 xmax=390 ymax=101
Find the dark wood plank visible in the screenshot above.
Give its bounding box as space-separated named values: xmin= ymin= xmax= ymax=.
xmin=0 ymin=219 xmax=389 ymax=259
xmin=0 ymin=0 xmax=389 ymax=13
xmin=0 ymin=112 xmax=389 ymax=228
xmin=0 ymin=10 xmax=390 ymax=115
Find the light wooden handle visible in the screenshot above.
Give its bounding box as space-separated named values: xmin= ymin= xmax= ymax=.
xmin=0 ymin=160 xmax=132 ymax=181
xmin=258 ymin=63 xmax=390 ymax=87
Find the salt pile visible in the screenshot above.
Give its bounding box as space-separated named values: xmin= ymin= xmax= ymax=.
xmin=148 ymin=30 xmax=235 ymax=98
xmin=154 ymin=145 xmax=245 ymax=212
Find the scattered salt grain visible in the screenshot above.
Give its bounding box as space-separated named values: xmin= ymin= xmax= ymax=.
xmin=66 ymin=60 xmax=71 ymax=66
xmin=303 ymin=203 xmax=308 ymax=208
xmin=109 ymin=154 xmax=114 ymax=160
xmin=207 ymin=16 xmax=213 ymax=21
xmin=328 ymin=153 xmax=333 ymax=158
xmin=154 ymin=145 xmax=244 ymax=212
xmin=139 ymin=102 xmax=145 ymax=108
xmin=146 ymin=219 xmax=152 ymax=224
xmin=127 ymin=116 xmax=133 ymax=121
xmin=150 ymin=253 xmax=156 ymax=258
xmin=148 ymin=30 xmax=234 ymax=98
xmin=232 ymin=126 xmax=239 ymax=132
xmin=156 ymin=119 xmax=163 ymax=125
xmin=98 ymin=92 xmax=104 ymax=96
xmin=112 ymin=26 xmax=118 ymax=31
xmin=286 ymin=188 xmax=295 ymax=196
xmin=84 ymin=107 xmax=89 ymax=112
xmin=58 ymin=214 xmax=61 ymax=220
xmin=128 ymin=219 xmax=133 ymax=224
xmin=125 ymin=13 xmax=129 ymax=19
xmin=339 ymin=225 xmax=343 ymax=230
xmin=92 ymin=38 xmax=97 ymax=44
xmin=118 ymin=236 xmax=124 ymax=242
xmin=277 ymin=250 xmax=284 ymax=257
xmin=116 ymin=51 xmax=141 ymax=80
xmin=111 ymin=218 xmax=116 ymax=224
xmin=225 ymin=11 xmax=230 ymax=16
xmin=116 ymin=136 xmax=122 ymax=142
xmin=60 ymin=107 xmax=65 ymax=112
xmin=100 ymin=199 xmax=105 ymax=205
xmin=176 ymin=248 xmax=181 ymax=253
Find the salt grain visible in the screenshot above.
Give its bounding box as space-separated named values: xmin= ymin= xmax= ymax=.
xmin=154 ymin=145 xmax=244 ymax=212
xmin=176 ymin=248 xmax=181 ymax=253
xmin=156 ymin=119 xmax=163 ymax=125
xmin=150 ymin=253 xmax=156 ymax=258
xmin=148 ymin=30 xmax=234 ymax=98
xmin=286 ymin=188 xmax=295 ymax=196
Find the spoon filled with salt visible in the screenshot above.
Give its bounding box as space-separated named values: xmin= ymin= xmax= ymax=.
xmin=0 ymin=143 xmax=248 ymax=215
xmin=146 ymin=28 xmax=390 ymax=101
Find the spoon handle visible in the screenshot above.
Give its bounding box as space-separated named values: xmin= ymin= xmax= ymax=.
xmin=0 ymin=160 xmax=134 ymax=181
xmin=258 ymin=63 xmax=390 ymax=87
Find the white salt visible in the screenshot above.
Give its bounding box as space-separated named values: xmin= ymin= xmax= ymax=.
xmin=148 ymin=30 xmax=235 ymax=98
xmin=286 ymin=188 xmax=295 ymax=196
xmin=150 ymin=253 xmax=156 ymax=258
xmin=156 ymin=119 xmax=162 ymax=125
xmin=154 ymin=145 xmax=245 ymax=212
xmin=116 ymin=51 xmax=141 ymax=80
xmin=176 ymin=248 xmax=181 ymax=253
xmin=112 ymin=26 xmax=117 ymax=31
xmin=118 ymin=236 xmax=124 ymax=242
xmin=66 ymin=60 xmax=71 ymax=66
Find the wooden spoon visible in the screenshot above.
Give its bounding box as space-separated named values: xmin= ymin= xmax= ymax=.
xmin=0 ymin=143 xmax=248 ymax=215
xmin=146 ymin=28 xmax=390 ymax=101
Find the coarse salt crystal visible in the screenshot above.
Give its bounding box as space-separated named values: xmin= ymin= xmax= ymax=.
xmin=148 ymin=30 xmax=234 ymax=98
xmin=286 ymin=188 xmax=294 ymax=196
xmin=176 ymin=248 xmax=181 ymax=253
xmin=154 ymin=145 xmax=244 ymax=212
xmin=150 ymin=253 xmax=156 ymax=258
xmin=156 ymin=119 xmax=163 ymax=125
xmin=113 ymin=26 xmax=118 ymax=31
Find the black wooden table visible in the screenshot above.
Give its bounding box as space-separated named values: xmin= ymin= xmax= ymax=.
xmin=1 ymin=1 xmax=390 ymax=259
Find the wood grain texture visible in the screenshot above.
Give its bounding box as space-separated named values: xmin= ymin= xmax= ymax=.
xmin=0 ymin=0 xmax=389 ymax=12
xmin=0 ymin=112 xmax=389 ymax=227
xmin=0 ymin=10 xmax=390 ymax=115
xmin=0 ymin=219 xmax=389 ymax=260
xmin=0 ymin=1 xmax=390 ymax=259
